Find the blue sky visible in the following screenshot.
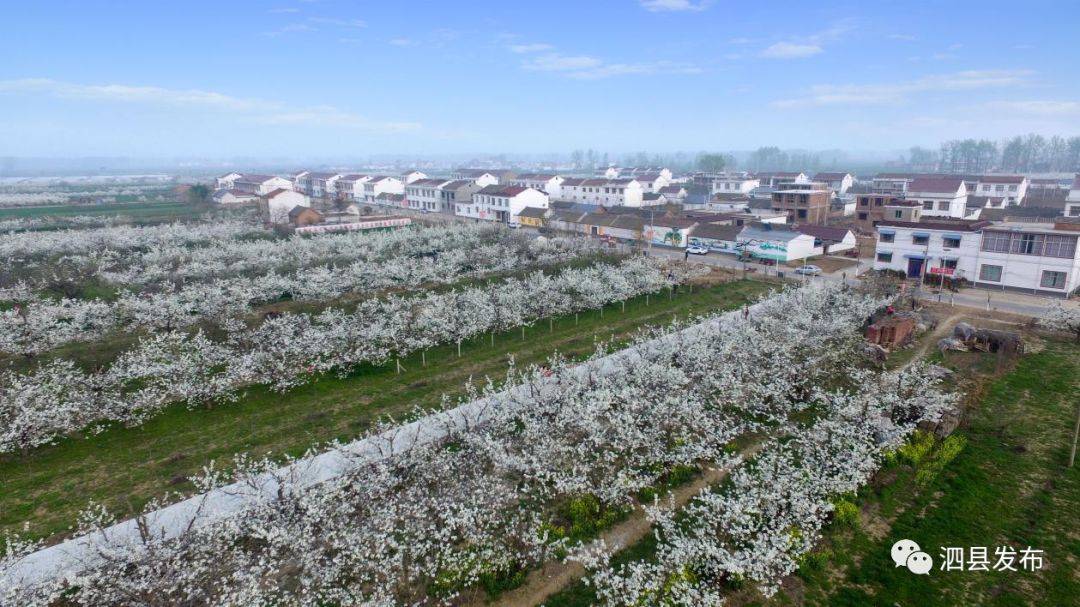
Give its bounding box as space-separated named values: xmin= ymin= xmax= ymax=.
xmin=2 ymin=0 xmax=1079 ymax=158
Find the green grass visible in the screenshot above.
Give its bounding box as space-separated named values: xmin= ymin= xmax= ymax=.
xmin=791 ymin=342 xmax=1080 ymax=606
xmin=0 ymin=279 xmax=771 ymax=546
xmin=0 ymin=201 xmax=201 ymax=220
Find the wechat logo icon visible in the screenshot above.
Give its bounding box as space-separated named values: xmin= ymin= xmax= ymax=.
xmin=891 ymin=539 xmax=933 ymax=575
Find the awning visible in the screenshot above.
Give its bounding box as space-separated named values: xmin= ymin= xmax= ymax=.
xmin=904 ymin=254 xmax=928 ymax=260
xmin=943 ymin=233 xmax=963 ymax=239
xmin=912 ymin=232 xmax=930 ymax=238
xmin=940 ymin=255 xmax=959 ymax=261
xmin=877 ymin=229 xmax=896 ymax=235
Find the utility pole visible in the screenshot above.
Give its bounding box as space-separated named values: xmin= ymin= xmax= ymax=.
xmin=1070 ymin=402 xmax=1080 ymax=468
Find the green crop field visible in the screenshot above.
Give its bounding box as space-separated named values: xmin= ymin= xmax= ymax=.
xmin=0 ymin=279 xmax=772 ymax=547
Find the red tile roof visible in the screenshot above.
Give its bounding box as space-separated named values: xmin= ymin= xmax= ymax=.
xmin=978 ymin=175 xmax=1026 ymax=184
xmin=907 ymin=177 xmax=965 ymax=194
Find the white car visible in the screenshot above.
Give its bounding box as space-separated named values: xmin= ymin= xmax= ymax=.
xmin=507 ymin=222 xmax=521 ymax=229
xmin=794 ymin=264 xmax=823 ymax=276
xmin=686 ymin=245 xmax=709 ymax=255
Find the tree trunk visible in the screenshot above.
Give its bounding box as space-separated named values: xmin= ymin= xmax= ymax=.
xmin=599 ymin=306 xmax=603 ymax=318
xmin=422 ymin=350 xmax=426 ymax=367
xmin=622 ymin=300 xmax=626 ymax=313
xmin=457 ymin=341 xmax=462 ymax=357
xmin=490 ymin=332 xmax=495 ymax=347
xmin=396 ymin=358 xmax=402 ymax=374
xmin=521 ymin=325 xmax=526 ymax=341
xmin=549 ymin=317 xmax=554 ymax=333
xmin=575 ymin=312 xmax=579 ymax=325
xmin=646 ymin=294 xmax=650 ymax=306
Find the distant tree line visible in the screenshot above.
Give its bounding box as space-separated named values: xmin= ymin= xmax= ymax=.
xmin=910 ymin=134 xmax=1080 ymax=174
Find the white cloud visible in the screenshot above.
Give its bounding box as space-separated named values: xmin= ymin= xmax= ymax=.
xmin=390 ymin=38 xmax=418 ymax=46
xmin=771 ymin=69 xmax=1033 ymax=107
xmin=0 ymin=78 xmax=419 ymax=131
xmin=760 ymin=42 xmax=823 ymax=59
xmin=521 ymin=53 xmax=603 ymax=72
xmin=518 ymin=51 xmax=699 ymax=80
xmin=640 ymin=0 xmax=710 ymax=12
xmin=307 ymin=17 xmax=366 ymax=28
xmin=268 ymin=7 xmax=300 ymax=13
xmin=987 ymin=100 xmax=1080 ymax=115
xmin=509 ymin=43 xmax=553 ymax=53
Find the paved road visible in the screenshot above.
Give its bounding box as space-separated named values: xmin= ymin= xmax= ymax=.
xmin=643 ymin=245 xmax=1070 ymax=318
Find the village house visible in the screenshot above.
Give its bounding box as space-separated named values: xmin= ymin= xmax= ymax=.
xmin=437 ymin=180 xmax=483 ymax=214
xmin=794 ymin=224 xmax=857 ymax=254
xmin=334 ymin=174 xmax=372 ymax=201
xmin=234 ymin=174 xmax=294 ymax=196
xmin=359 ymin=176 xmax=405 ymax=205
xmin=812 ymin=172 xmax=854 ymax=196
xmin=974 ymin=221 xmax=1080 ymax=295
xmin=515 ymin=206 xmax=549 ymax=228
xmin=464 ymin=185 xmax=549 ymax=224
xmin=262 ymin=188 xmax=311 ymax=224
xmin=770 ymin=182 xmax=832 ymax=224
xmin=906 ymin=177 xmax=969 ymax=218
xmin=404 ymin=178 xmax=451 ymax=212
xmin=214 ymin=172 xmax=243 ymax=190
xmin=212 ymin=189 xmax=260 ymax=205
xmin=972 ymin=175 xmax=1028 ymax=205
xmin=693 ymin=172 xmax=760 ymax=195
xmin=509 ymin=174 xmax=565 ymax=199
xmin=856 ymin=195 xmax=923 ymax=232
xmin=754 ymin=171 xmax=809 ymax=189
xmin=451 ymin=168 xmax=513 ymax=185
xmin=288 ymin=206 xmax=322 ymax=227
xmin=401 ymin=170 xmax=428 ymax=184
xmin=736 ymin=222 xmax=820 ymax=262
xmin=557 ymin=178 xmax=647 ymax=207
xmin=687 ymin=223 xmax=741 ymax=254
xmin=872 ymin=219 xmax=990 ymax=280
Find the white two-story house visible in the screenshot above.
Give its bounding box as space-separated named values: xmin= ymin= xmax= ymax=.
xmin=906 ymin=177 xmax=969 ymax=218
xmin=510 ymin=174 xmax=565 ymax=199
xmin=462 ymin=185 xmax=549 ymax=224
xmin=973 ymin=175 xmax=1028 ymax=206
xmin=234 ymin=174 xmax=294 ymax=196
xmin=873 ymin=219 xmax=989 ymax=280
xmin=974 ymin=222 xmax=1080 ymax=296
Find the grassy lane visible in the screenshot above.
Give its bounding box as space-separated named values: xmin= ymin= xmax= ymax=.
xmin=0 ymin=201 xmax=201 ymax=220
xmin=0 ymin=280 xmax=771 ymax=546
xmin=790 ymin=341 xmax=1080 ymax=606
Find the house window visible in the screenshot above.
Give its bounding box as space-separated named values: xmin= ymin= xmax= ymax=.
xmin=858 ymin=212 xmax=868 ymax=220
xmin=922 ymin=201 xmax=934 ymax=210
xmin=995 ymin=185 xmax=1005 ymax=192
xmin=942 ymin=258 xmax=958 ymax=270
xmin=877 ymin=252 xmax=893 ymax=262
xmin=982 ymin=184 xmax=990 ymax=191
xmin=1009 ymin=185 xmax=1018 ymax=192
xmin=912 ymin=234 xmax=929 ymax=245
xmin=938 ymin=201 xmax=949 ymax=210
xmin=860 ymin=198 xmax=869 ymax=206
xmin=797 ymin=209 xmax=807 ymax=218
xmin=1044 ymin=235 xmax=1077 ymax=258
xmin=1041 ymin=271 xmax=1067 ymax=289
xmin=880 ymin=233 xmax=895 ymax=243
xmin=943 ymin=236 xmax=961 ymax=248
xmin=979 ymin=264 xmax=1003 ymax=282
xmin=894 ymin=210 xmax=903 ymax=219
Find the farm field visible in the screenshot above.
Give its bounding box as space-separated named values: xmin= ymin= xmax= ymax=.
xmin=786 ymin=336 xmax=1080 ymax=607
xmin=0 ymin=277 xmax=771 ymax=546
xmin=0 ymin=200 xmax=202 ymax=220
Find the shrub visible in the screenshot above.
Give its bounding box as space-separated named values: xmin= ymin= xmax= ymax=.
xmin=832 ymin=499 xmax=861 ymax=528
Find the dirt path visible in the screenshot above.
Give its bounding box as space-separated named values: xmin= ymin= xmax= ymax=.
xmin=900 ymin=310 xmax=965 ymax=371
xmin=480 ymin=441 xmax=767 ymax=607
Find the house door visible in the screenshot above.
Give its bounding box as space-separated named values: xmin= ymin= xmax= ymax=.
xmin=906 ymin=258 xmax=924 ymax=279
